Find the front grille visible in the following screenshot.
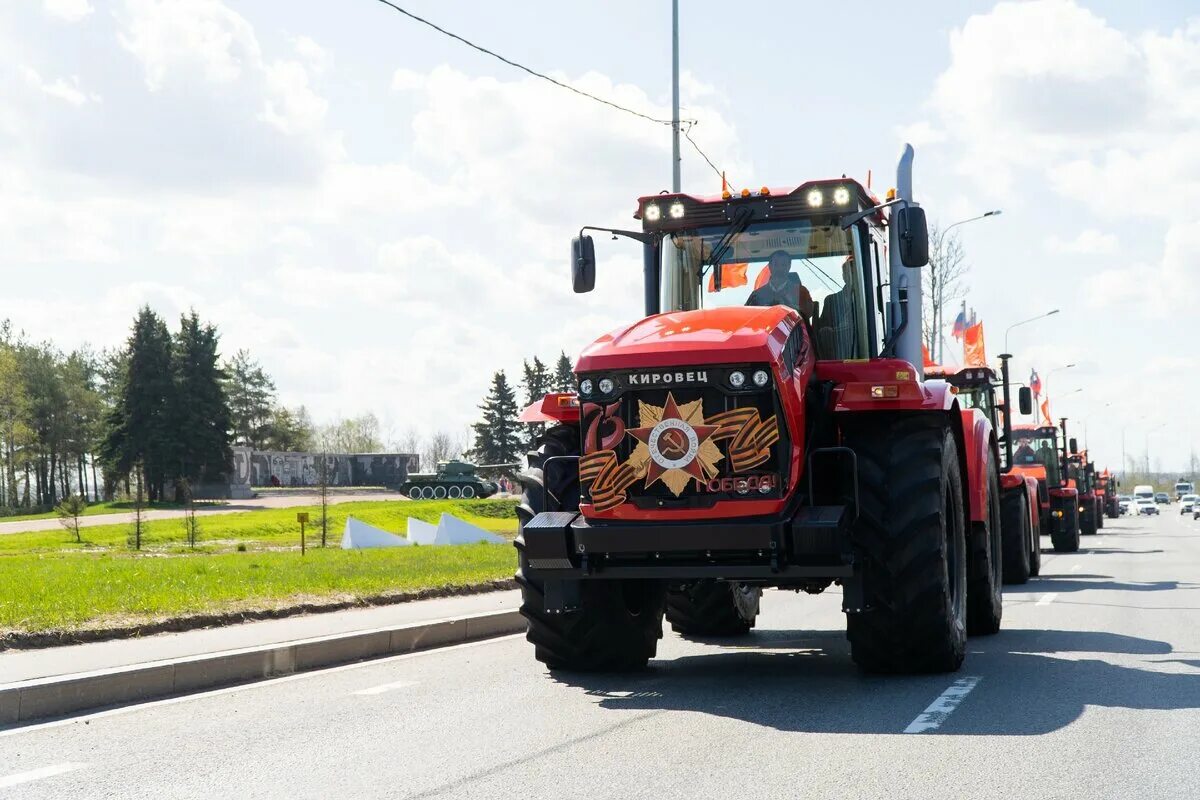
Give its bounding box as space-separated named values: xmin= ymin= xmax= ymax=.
xmin=577 ymin=365 xmax=787 ymax=512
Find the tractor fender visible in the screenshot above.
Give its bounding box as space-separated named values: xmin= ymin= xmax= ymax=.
xmin=1048 ymin=486 xmax=1078 ymax=499
xmin=519 ymin=393 xmax=581 ymax=425
xmin=999 ymin=473 xmax=1040 ymax=531
xmin=956 ymin=408 xmax=996 ymax=523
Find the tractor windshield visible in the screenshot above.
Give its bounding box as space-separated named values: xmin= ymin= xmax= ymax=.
xmin=1012 ymin=429 xmax=1062 ymax=484
xmin=660 ymin=218 xmax=870 ymax=360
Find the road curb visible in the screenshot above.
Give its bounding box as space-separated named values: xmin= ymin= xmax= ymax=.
xmin=0 ymin=609 xmax=525 ymax=725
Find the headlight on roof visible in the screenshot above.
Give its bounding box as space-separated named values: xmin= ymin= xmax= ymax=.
xmin=644 ymin=203 xmax=662 ymax=222
xmin=668 ymin=201 xmax=685 ymax=219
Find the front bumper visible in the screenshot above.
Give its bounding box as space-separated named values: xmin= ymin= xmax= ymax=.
xmin=519 ymin=507 xmax=855 ymax=582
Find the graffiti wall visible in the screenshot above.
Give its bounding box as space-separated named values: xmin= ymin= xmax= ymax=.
xmin=230 ymin=448 xmax=419 ymax=490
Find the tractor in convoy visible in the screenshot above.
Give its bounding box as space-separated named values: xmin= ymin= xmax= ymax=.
xmin=926 ymin=358 xmax=1041 ymax=583
xmin=515 ymin=146 xmax=1006 ymax=674
xmin=1097 ymin=470 xmax=1119 ymax=519
xmin=1064 ymin=433 xmax=1099 ymax=535
xmin=1011 ymin=420 xmax=1080 ymax=552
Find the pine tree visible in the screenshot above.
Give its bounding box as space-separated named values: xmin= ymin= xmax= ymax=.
xmin=553 ymin=351 xmax=575 ymax=392
xmin=172 ymin=311 xmax=233 ymax=495
xmin=224 ymin=349 xmax=276 ymax=449
xmin=470 ymin=370 xmax=521 ymax=466
xmin=100 ymin=307 xmax=176 ymax=502
xmin=521 ymin=357 xmax=551 ymax=406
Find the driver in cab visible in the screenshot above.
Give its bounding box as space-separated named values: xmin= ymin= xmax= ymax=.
xmin=746 ymin=250 xmax=815 ymax=319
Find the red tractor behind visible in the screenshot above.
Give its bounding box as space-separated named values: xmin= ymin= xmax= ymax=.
xmin=516 ymin=147 xmax=1004 ymax=674
xmin=1011 ymin=421 xmax=1080 ymax=552
xmin=1096 ymin=470 xmax=1119 ymax=519
xmin=926 ymin=357 xmax=1042 ymax=583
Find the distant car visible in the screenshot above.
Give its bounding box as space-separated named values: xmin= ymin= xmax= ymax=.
xmin=1119 ymin=496 xmax=1133 ymax=514
xmin=1137 ymin=498 xmax=1160 ymax=516
xmin=1181 ymin=494 xmax=1198 ymax=514
xmin=1155 ymin=492 xmax=1170 ymax=504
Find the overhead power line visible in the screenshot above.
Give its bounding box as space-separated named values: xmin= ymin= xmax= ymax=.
xmin=369 ymin=0 xmax=729 ymax=185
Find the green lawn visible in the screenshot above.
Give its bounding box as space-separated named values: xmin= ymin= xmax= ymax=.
xmin=0 ymin=544 xmax=516 ymax=634
xmin=0 ymin=499 xmax=199 ymax=523
xmin=0 ymin=498 xmax=519 ymax=555
xmin=0 ymin=498 xmax=521 ymax=636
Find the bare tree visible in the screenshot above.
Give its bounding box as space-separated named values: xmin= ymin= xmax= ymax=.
xmin=317 ymin=452 xmax=330 ymax=547
xmin=179 ymin=477 xmax=200 ymax=549
xmin=922 ymin=224 xmax=969 ymax=363
xmin=395 ymin=427 xmax=423 ymax=459
xmin=423 ymin=430 xmax=464 ymax=469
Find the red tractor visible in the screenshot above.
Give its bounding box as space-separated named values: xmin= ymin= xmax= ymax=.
xmin=1097 ymin=470 xmax=1119 ymax=519
xmin=1064 ymin=431 xmax=1099 ymax=536
xmin=1011 ymin=421 xmax=1080 ymax=552
xmin=516 ymin=147 xmax=1004 ymax=674
xmin=926 ymin=357 xmax=1042 ymax=583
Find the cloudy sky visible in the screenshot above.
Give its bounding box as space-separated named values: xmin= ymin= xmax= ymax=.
xmin=2 ymin=0 xmax=1197 ymax=471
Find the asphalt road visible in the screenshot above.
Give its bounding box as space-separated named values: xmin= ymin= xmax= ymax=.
xmin=2 ymin=511 xmax=1198 ymax=799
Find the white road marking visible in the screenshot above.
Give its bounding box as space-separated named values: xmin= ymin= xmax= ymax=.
xmin=903 ymin=676 xmax=981 ymax=733
xmin=0 ymin=634 xmax=522 ymax=738
xmin=1036 ymin=592 xmax=1058 ymax=606
xmin=0 ymin=762 xmax=89 ymax=788
xmin=353 ymin=680 xmax=417 ymax=696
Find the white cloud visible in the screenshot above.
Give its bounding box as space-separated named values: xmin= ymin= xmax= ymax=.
xmin=42 ymin=0 xmax=92 ymax=22
xmin=20 ymin=66 xmax=100 ymax=106
xmin=1047 ymin=229 xmax=1117 ymax=255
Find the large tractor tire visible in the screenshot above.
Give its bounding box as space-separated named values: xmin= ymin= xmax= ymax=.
xmin=1081 ymin=506 xmax=1097 ymax=536
xmin=1051 ymin=503 xmax=1080 ymax=553
xmin=665 ymin=581 xmax=761 ymax=636
xmin=967 ymin=456 xmax=1003 ymax=635
xmin=514 ymin=425 xmax=666 ymax=671
xmin=1097 ymin=506 xmax=1105 ymax=529
xmin=1000 ymin=490 xmax=1032 ymax=585
xmin=841 ymin=416 xmax=968 ymax=674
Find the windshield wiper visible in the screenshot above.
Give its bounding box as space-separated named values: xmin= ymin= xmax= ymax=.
xmin=704 ymin=207 xmax=755 ymax=291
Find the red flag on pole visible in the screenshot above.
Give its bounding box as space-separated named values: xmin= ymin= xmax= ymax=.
xmin=1040 ymin=397 xmax=1052 ymax=426
xmin=963 ymin=322 xmax=987 ymax=367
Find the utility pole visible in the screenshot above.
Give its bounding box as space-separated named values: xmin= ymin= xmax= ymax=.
xmin=671 ymin=0 xmax=681 ymax=192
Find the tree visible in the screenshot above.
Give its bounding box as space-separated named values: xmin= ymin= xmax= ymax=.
xmin=317 ymin=413 xmax=384 ymax=453
xmin=0 ymin=340 xmax=30 ymax=509
xmin=395 ymin=427 xmax=423 ymax=460
xmin=172 ymin=311 xmax=234 ymax=498
xmin=423 ymin=430 xmax=463 ymax=469
xmin=520 ymin=356 xmax=552 ymax=447
xmin=470 ymin=371 xmax=521 ymax=466
xmin=60 ymin=349 xmax=104 ymax=502
xmin=100 ymin=307 xmax=177 ymax=502
xmin=922 ymin=223 xmax=969 ymax=364
xmin=20 ymin=342 xmax=72 ymax=506
xmin=224 ymin=349 xmax=276 ymax=449
xmin=56 ymin=494 xmax=86 ymax=543
xmin=263 ymin=405 xmax=315 ymax=452
xmin=552 ymin=351 xmax=574 ymax=392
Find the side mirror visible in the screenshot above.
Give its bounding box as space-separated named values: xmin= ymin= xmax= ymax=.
xmin=1069 ymin=437 xmax=1078 ymax=454
xmin=1018 ymin=386 xmax=1033 ymax=416
xmin=896 ymin=206 xmax=929 ymax=267
xmin=571 ymin=235 xmax=595 ymax=293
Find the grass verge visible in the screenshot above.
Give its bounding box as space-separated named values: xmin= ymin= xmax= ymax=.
xmin=0 ymin=543 xmax=516 ymax=636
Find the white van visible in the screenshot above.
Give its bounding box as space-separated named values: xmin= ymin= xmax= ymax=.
xmin=1133 ymin=484 xmax=1155 ymax=501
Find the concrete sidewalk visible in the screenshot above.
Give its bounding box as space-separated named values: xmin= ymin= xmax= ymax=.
xmin=1 ymin=590 xmax=521 ymax=685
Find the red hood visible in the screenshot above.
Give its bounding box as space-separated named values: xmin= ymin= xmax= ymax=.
xmin=576 ymin=306 xmax=796 ymax=372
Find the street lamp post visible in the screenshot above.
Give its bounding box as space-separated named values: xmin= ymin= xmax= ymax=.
xmin=934 ymin=210 xmax=1002 ymax=362
xmin=1146 ymin=423 xmax=1166 ymax=476
xmin=1005 ymin=308 xmax=1060 ymax=354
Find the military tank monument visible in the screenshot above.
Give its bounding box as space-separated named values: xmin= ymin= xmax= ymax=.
xmin=399 ymin=460 xmax=506 ymax=499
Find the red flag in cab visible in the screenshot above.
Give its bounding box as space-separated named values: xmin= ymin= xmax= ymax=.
xmin=963 ymin=322 xmax=987 ymax=367
xmin=922 ymin=343 xmax=936 ymax=368
xmin=706 ymin=263 xmax=749 ymax=292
